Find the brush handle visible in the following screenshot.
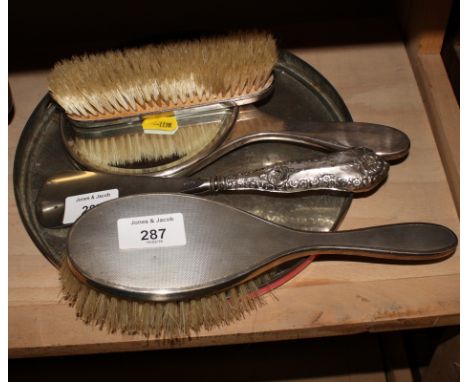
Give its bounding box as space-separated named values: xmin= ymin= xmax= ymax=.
xmin=291 ymin=223 xmax=457 ymax=261
xmin=208 ymin=147 xmax=388 ymax=193
xmin=275 ymin=121 xmax=410 ymax=162
xmin=170 ymin=121 xmax=408 ymax=177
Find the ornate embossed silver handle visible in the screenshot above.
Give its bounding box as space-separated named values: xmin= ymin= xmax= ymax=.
xmin=209 ymin=147 xmax=389 ymax=193
xmin=37 ymin=148 xmax=388 ymax=228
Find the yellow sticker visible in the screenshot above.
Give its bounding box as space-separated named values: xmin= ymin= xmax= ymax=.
xmin=142 ymin=113 xmax=179 ymax=135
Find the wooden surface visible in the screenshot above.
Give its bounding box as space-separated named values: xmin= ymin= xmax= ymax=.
xmin=397 ymin=0 xmax=460 ymax=213
xmin=397 ymin=0 xmax=452 ymax=54
xmin=8 ymin=28 xmax=459 ymax=357
xmin=406 ymin=53 xmax=460 ymax=213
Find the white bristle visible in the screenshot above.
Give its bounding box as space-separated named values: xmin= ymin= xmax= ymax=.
xmin=49 ymin=32 xmax=277 ymax=119
xmin=72 ymin=122 xmax=220 ymax=166
xmin=60 ymin=259 xmax=272 ymax=337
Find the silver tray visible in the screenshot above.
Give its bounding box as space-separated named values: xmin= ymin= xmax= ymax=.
xmin=14 ymin=51 xmax=353 ymax=282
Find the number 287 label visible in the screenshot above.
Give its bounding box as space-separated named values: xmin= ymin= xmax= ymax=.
xmin=117 ymin=213 xmax=186 ymax=250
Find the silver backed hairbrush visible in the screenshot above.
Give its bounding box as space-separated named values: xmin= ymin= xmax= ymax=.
xmin=56 ymin=46 xmax=410 ymax=176
xmin=51 ymin=32 xmax=276 ymax=174
xmin=63 ymin=193 xmax=457 ymax=304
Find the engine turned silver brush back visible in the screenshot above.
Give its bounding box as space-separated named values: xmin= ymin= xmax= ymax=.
xmin=67 ymin=194 xmax=457 ymax=302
